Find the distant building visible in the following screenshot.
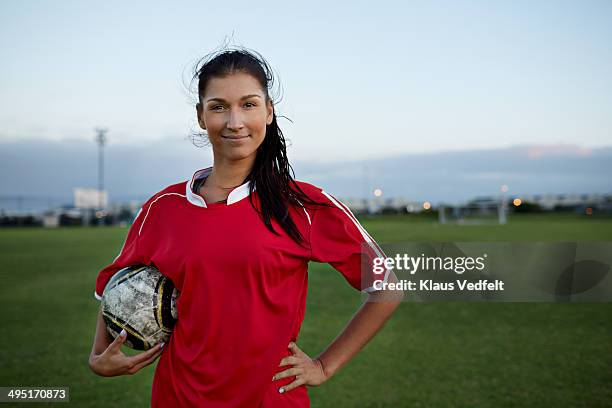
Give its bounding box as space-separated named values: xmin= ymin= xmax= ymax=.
xmin=73 ymin=188 xmax=108 ymax=209
xmin=522 ymin=193 xmax=612 ymax=211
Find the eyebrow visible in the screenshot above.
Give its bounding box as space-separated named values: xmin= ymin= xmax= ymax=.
xmin=206 ymin=94 xmax=262 ymax=103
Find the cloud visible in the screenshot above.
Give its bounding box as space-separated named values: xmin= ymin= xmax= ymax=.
xmin=523 ymin=144 xmax=593 ymax=159
xmin=1 ymin=138 xmax=610 ymax=211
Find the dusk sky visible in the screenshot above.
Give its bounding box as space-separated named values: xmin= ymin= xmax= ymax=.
xmin=1 ymin=0 xmax=611 ymax=162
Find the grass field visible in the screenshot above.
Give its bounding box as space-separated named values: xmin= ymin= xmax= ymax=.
xmin=0 ymin=214 xmax=611 ymax=407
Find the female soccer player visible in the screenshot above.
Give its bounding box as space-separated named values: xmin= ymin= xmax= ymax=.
xmin=88 ymin=47 xmax=404 ymax=407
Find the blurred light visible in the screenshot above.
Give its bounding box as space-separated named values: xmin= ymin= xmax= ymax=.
xmin=586 ymin=207 xmax=593 ymax=216
xmin=501 ymin=184 xmax=509 ymax=193
xmin=373 ymin=188 xmax=382 ymax=197
xmin=513 ymin=198 xmax=522 ymax=207
xmin=423 ymin=201 xmax=431 ymax=210
xmin=95 ymin=210 xmax=107 ymax=218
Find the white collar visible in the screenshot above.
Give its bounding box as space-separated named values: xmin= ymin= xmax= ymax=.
xmin=185 ymin=167 xmax=255 ymax=208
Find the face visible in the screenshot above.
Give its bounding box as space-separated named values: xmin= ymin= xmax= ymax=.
xmin=196 ymin=71 xmax=273 ymax=163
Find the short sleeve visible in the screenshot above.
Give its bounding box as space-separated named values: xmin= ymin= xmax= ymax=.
xmin=309 ymin=190 xmax=392 ymax=293
xmin=93 ymin=206 xmax=147 ymax=301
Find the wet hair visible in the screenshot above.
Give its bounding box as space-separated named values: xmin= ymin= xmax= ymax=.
xmin=190 ymin=45 xmax=333 ymax=246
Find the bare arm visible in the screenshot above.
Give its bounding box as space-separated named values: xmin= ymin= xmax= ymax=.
xmin=88 ymin=304 xmax=165 ymax=377
xmin=275 ymin=271 xmax=404 ymax=392
xmin=315 ymin=271 xmax=404 ymax=377
xmin=91 ymin=305 xmax=114 ymax=356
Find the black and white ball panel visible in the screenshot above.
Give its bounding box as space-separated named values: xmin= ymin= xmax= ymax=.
xmin=101 ymin=264 xmax=178 ymax=350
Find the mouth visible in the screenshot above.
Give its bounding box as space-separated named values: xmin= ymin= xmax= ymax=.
xmin=221 ymin=135 xmax=250 ymax=140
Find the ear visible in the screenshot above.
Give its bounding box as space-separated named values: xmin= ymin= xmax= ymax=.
xmin=196 ymin=103 xmax=206 ymax=130
xmin=266 ymin=99 xmax=274 ymax=126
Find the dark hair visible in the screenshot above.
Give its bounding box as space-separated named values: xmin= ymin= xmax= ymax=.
xmin=190 ymin=45 xmax=333 ymax=246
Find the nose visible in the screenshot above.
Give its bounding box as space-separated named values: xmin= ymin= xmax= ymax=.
xmin=226 ymin=109 xmax=244 ymax=131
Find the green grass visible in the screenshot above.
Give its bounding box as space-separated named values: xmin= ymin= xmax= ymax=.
xmin=0 ymin=214 xmax=610 ymax=407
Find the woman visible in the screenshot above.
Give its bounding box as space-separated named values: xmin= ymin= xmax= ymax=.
xmin=88 ymin=47 xmax=404 ymax=407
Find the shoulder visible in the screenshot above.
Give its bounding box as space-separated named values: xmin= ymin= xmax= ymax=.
xmin=140 ymin=180 xmax=189 ymax=209
xmin=292 ymin=181 xmax=365 ymax=237
xmin=291 ymin=180 xmax=331 ymax=203
xmin=291 ymin=180 xmax=348 ymax=216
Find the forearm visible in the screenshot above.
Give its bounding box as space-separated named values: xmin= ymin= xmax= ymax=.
xmin=91 ymin=305 xmax=113 ymax=358
xmin=315 ymin=285 xmax=404 ymax=378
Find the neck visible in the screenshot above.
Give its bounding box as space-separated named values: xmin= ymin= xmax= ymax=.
xmin=208 ymin=156 xmax=255 ymax=189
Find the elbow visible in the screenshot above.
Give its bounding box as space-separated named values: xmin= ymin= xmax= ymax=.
xmin=389 ymin=288 xmax=406 ymax=304
xmin=368 ymin=288 xmax=405 ymax=304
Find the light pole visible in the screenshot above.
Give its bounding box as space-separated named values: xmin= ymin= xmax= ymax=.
xmin=499 ymin=184 xmax=508 ymax=225
xmin=94 ymin=128 xmax=108 ymax=211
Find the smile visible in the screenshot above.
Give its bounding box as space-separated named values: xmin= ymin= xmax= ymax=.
xmin=221 ymin=135 xmax=250 ymax=140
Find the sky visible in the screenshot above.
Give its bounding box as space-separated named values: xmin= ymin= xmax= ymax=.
xmin=1 ymin=139 xmax=611 ymax=210
xmin=1 ymin=0 xmax=611 ymax=162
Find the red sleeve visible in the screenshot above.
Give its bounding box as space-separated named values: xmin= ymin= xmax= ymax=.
xmin=309 ymin=190 xmax=391 ymax=293
xmin=93 ymin=203 xmax=148 ymax=301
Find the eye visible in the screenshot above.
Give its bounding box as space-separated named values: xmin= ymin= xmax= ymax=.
xmin=210 ymin=105 xmax=224 ymax=111
xmin=244 ymin=102 xmax=256 ymax=108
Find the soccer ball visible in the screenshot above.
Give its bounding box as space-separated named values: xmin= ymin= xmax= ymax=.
xmin=101 ymin=264 xmax=179 ymax=350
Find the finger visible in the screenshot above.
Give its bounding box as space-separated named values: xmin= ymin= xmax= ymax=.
xmin=109 ymin=329 xmax=128 ymax=351
xmin=288 ymin=342 xmax=305 ymax=356
xmin=128 ymin=342 xmax=165 ymax=366
xmin=279 ymin=377 xmax=305 ymax=394
xmin=278 ymin=356 xmax=300 ymax=367
xmin=127 ymin=347 xmax=164 ymax=374
xmin=129 ymin=347 xmax=164 ymax=372
xmin=273 ymin=367 xmax=302 ymax=381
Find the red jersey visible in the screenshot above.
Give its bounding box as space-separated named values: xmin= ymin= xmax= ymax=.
xmin=94 ymin=166 xmax=390 ymax=407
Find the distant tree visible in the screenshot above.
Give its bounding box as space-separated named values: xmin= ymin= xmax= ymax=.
xmin=513 ymin=201 xmax=543 ymax=213
xmin=553 ymin=204 xmax=577 ymax=213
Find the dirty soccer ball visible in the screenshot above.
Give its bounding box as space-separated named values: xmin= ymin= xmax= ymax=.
xmin=101 ymin=264 xmax=178 ymax=350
